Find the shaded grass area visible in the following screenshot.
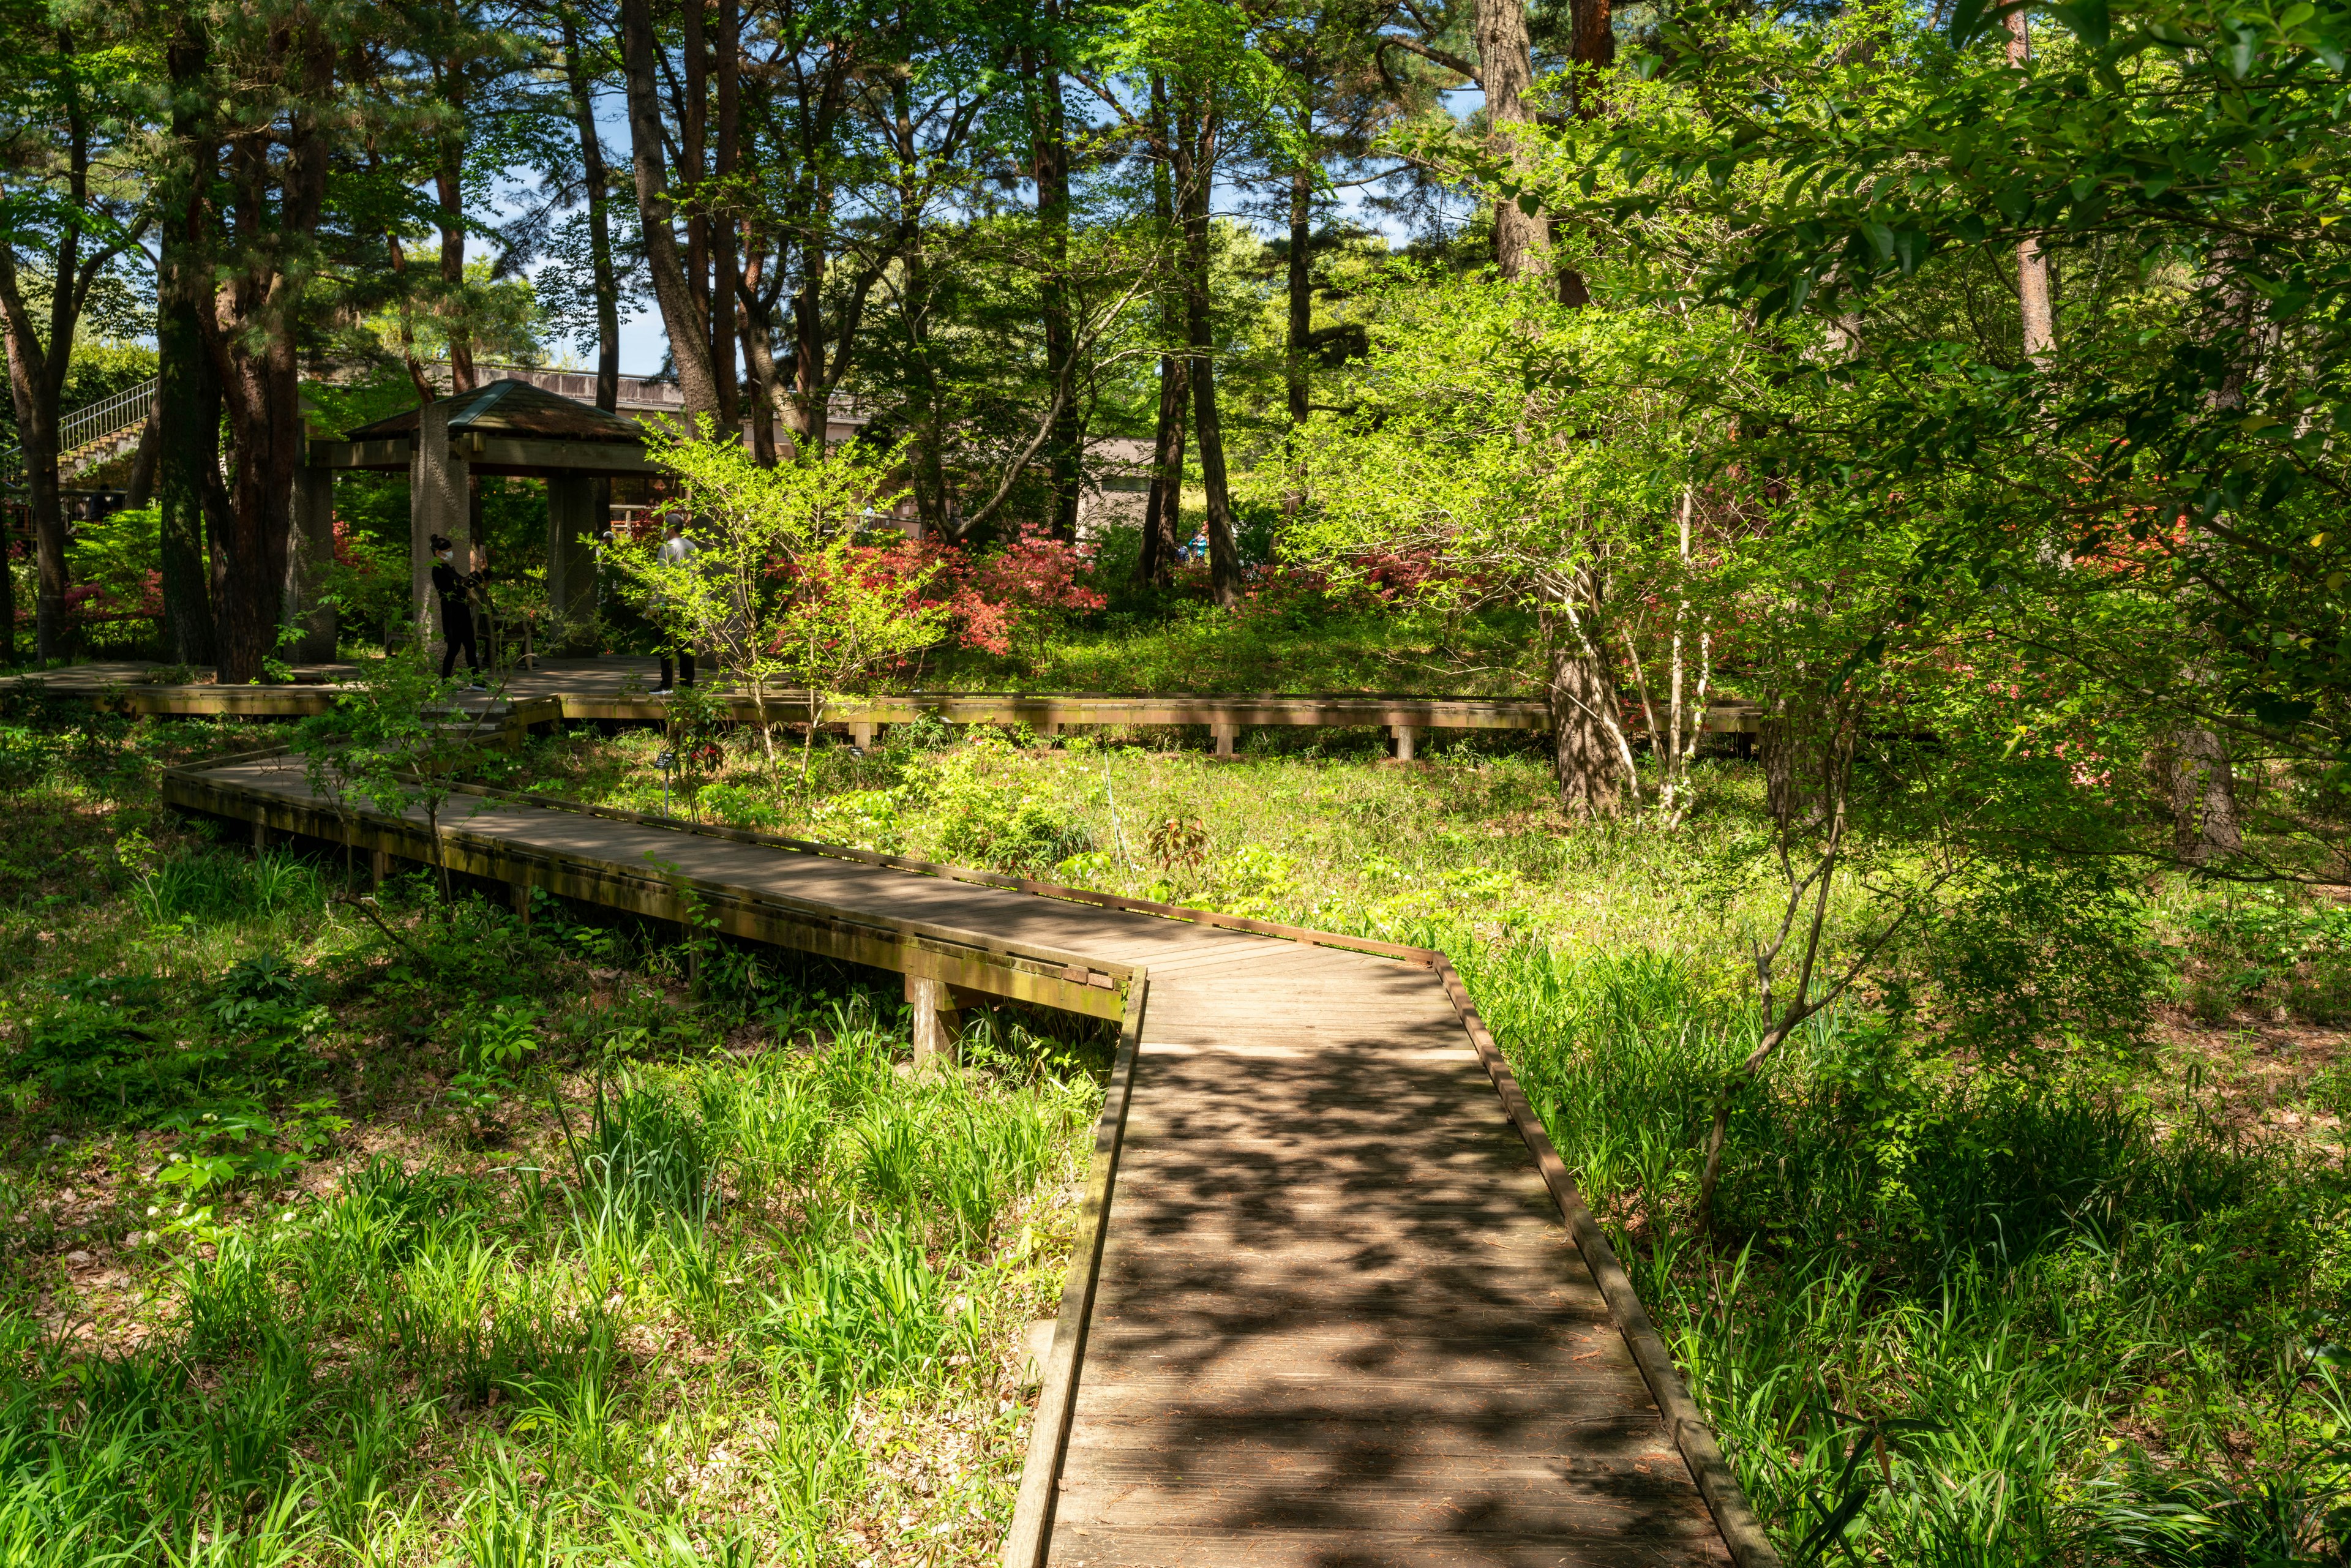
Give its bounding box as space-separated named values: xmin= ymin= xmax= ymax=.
xmin=528 ymin=719 xmax=2351 ymax=1564
xmin=1460 ymin=943 xmax=2351 ymax=1566
xmin=0 ymin=707 xmax=1106 ymax=1564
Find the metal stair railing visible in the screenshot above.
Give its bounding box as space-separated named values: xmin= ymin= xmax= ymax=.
xmin=59 ymin=377 xmax=156 ymax=467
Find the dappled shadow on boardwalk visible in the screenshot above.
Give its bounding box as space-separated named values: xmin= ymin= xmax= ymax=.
xmin=1049 ymin=960 xmax=1727 ymax=1567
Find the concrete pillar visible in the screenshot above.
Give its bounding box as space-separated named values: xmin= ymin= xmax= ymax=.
xmin=370 ymin=848 xmax=390 ymax=888
xmin=510 ymin=880 xmax=531 ymax=926
xmin=545 ymin=473 xmax=599 ymax=650
xmin=409 ymin=398 xmax=467 ymax=654
xmin=1210 ymin=723 xmax=1237 ymax=758
xmin=907 ymin=973 xmax=961 ymax=1071
xmin=849 ymin=720 xmax=876 ymax=751
xmin=1392 ymin=723 xmax=1418 ymax=762
xmin=252 ymin=821 xmax=271 ymax=850
xmin=285 ymin=463 xmax=337 ymax=662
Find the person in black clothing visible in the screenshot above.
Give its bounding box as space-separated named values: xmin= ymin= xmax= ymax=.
xmin=430 ymin=534 xmax=486 ymax=688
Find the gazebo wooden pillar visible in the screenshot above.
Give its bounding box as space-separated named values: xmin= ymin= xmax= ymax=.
xmin=310 ymin=380 xmax=656 ymax=664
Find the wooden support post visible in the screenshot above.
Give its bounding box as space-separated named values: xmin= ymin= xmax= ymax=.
xmin=410 ymin=397 xmax=468 ymax=659
xmin=1210 ymin=723 xmax=1237 ymax=758
xmin=287 ymin=462 xmax=337 ymax=662
xmin=370 ymin=848 xmax=391 ymax=888
xmin=849 ymin=721 xmax=875 ymax=751
xmin=1392 ymin=723 xmax=1417 ymax=762
xmin=252 ymin=820 xmax=271 ymax=850
xmin=510 ymin=880 xmax=531 ymax=926
xmin=545 ymin=473 xmax=599 ymax=650
xmin=907 ymin=973 xmax=962 ymax=1071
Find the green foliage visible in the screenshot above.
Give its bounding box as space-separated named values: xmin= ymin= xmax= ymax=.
xmin=1911 ymin=858 xmax=2161 ymax=1071
xmin=1464 ymin=941 xmax=2351 ymax=1562
xmin=613 ymin=424 xmax=948 ymax=776
xmin=920 ymin=741 xmax=1094 ymax=873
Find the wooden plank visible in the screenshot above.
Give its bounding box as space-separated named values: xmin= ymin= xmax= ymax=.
xmin=1002 ymin=977 xmax=1147 ymax=1568
xmin=1044 ymin=1526 xmax=1727 ymax=1568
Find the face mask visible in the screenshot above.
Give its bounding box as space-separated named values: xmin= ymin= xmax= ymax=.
xmin=436 ymin=552 xmax=451 ymax=563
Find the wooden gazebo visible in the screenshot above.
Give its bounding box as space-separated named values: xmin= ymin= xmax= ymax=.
xmin=298 ymin=378 xmax=657 ymax=655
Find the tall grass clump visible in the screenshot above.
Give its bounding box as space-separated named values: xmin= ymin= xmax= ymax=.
xmin=1457 ymin=938 xmax=2351 ymax=1566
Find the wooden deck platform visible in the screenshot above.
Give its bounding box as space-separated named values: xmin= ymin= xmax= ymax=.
xmin=24 ymin=659 xmax=1759 ymax=757
xmin=161 ymin=754 xmax=1775 ymax=1568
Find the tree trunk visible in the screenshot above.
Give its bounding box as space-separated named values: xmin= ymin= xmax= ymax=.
xmin=2004 ymin=14 xmax=2054 ymax=361
xmin=1175 ymin=94 xmax=1240 ymax=607
xmin=201 ymin=23 xmax=334 ymax=685
xmin=1138 ymin=72 xmax=1185 ymax=588
xmin=2167 ymin=728 xmax=2242 ymax=866
xmin=158 ymin=17 xmax=220 ymax=666
xmin=125 ymin=410 xmax=161 ymax=507
xmin=0 ymin=26 xmax=95 ymax=665
xmin=1286 ymin=164 xmax=1311 ymax=432
xmin=619 ymin=0 xmax=721 ymax=419
xmin=17 ymin=413 xmax=66 ymax=663
xmin=1474 ymin=0 xmax=1545 ymax=282
xmin=1141 ymin=357 xmax=1187 ymax=587
xmin=1029 ymin=32 xmax=1080 ymax=539
xmin=561 ymin=9 xmax=621 ymax=413
xmin=435 ymin=142 xmax=473 ymax=393
xmin=739 ymin=238 xmax=789 ymax=465
xmin=1283 ymin=155 xmax=1310 ymax=522
xmin=711 ymin=0 xmax=742 ymax=438
xmin=1544 ymin=593 xmax=1621 ymax=814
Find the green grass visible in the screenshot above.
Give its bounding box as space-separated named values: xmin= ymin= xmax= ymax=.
xmin=520 ymin=718 xmax=2351 ymax=1564
xmin=0 ymin=703 xmax=1108 ymax=1565
xmin=9 ymin=697 xmax=2350 ymax=1564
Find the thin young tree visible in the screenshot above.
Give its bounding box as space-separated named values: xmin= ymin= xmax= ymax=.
xmin=0 ymin=15 xmax=149 ymax=664
xmin=610 ymin=418 xmax=947 ymax=780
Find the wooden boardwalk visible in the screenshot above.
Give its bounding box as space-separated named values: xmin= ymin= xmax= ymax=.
xmin=24 ymin=658 xmax=1762 ymax=758
xmin=163 ymin=754 xmax=1772 ymax=1568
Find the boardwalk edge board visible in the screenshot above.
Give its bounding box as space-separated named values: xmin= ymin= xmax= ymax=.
xmin=1439 ymin=965 xmax=1785 ymax=1568
xmin=1000 ymin=978 xmax=1146 ymax=1568
xmin=166 ymin=754 xmax=1776 ymax=1565
xmin=13 ymin=667 xmax=1766 ymax=736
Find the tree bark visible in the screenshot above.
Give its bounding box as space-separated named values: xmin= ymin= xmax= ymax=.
xmin=1474 ymin=0 xmax=1545 ymax=282
xmin=0 ymin=326 xmax=66 ymax=662
xmin=0 ymin=24 xmax=104 ymax=664
xmin=157 ymin=12 xmax=220 ymax=666
xmin=2005 ymin=13 xmax=2054 ymax=361
xmin=435 ymin=116 xmax=473 ymax=393
xmin=1136 ymin=72 xmax=1185 ymax=587
xmin=199 ymin=18 xmax=334 ymax=684
xmin=560 ymin=8 xmax=621 ymax=412
xmin=711 ymin=0 xmax=742 ymax=437
xmin=1174 ymin=92 xmax=1240 ymax=607
xmin=1141 ymin=357 xmax=1188 ymax=587
xmin=1286 ymin=164 xmax=1311 ymax=433
xmin=619 ymin=0 xmax=721 ymax=419
xmin=1029 ymin=28 xmax=1081 ymax=539
xmin=1544 ymin=586 xmax=1621 ymax=815
xmin=2167 ymin=728 xmax=2242 ymax=866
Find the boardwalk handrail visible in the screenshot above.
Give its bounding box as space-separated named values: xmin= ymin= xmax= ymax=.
xmin=164 ymin=752 xmax=1780 ymax=1567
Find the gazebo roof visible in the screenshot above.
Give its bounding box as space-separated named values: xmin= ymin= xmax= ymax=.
xmin=345 ymin=378 xmax=647 ymax=445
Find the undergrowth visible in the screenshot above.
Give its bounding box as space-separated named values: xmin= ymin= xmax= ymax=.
xmin=0 ymin=700 xmax=1106 ymax=1564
